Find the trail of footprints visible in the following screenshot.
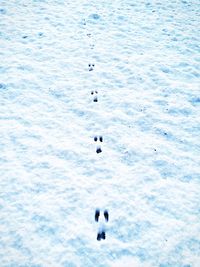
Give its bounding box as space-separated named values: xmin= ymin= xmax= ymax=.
xmin=85 ymin=20 xmax=109 ymax=240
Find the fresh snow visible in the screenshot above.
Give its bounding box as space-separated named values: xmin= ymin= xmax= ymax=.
xmin=0 ymin=0 xmax=200 ymax=267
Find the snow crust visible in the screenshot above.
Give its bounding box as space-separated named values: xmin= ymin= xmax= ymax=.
xmin=0 ymin=0 xmax=200 ymax=266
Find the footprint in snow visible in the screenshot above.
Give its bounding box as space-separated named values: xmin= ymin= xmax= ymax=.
xmin=88 ymin=64 xmax=95 ymax=71
xmin=91 ymin=90 xmax=98 ymax=102
xmin=95 ymin=209 xmax=109 ymax=241
xmin=90 ymin=44 xmax=95 ymax=49
xmin=94 ymin=135 xmax=103 ymax=153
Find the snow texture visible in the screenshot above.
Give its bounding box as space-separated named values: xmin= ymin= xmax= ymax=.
xmin=0 ymin=0 xmax=200 ymax=266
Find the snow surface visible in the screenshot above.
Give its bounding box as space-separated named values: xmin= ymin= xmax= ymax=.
xmin=0 ymin=0 xmax=200 ymax=266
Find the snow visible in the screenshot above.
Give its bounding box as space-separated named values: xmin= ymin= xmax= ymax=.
xmin=0 ymin=0 xmax=200 ymax=266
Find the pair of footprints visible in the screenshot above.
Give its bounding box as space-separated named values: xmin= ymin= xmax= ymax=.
xmin=94 ymin=136 xmax=103 ymax=154
xmin=95 ymin=209 xmax=109 ymax=241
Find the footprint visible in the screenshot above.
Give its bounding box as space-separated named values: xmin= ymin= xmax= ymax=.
xmin=101 ymin=231 xmax=106 ymax=240
xmin=94 ymin=136 xmax=103 ymax=153
xmin=97 ymin=230 xmax=106 ymax=241
xmin=91 ymin=90 xmax=98 ymax=102
xmin=97 ymin=232 xmax=101 ymax=241
xmin=90 ymin=44 xmax=95 ymax=49
xmin=95 ymin=209 xmax=109 ymax=241
xmin=88 ymin=64 xmax=95 ymax=71
xmin=93 ymin=96 xmax=98 ymax=102
xmin=95 ymin=209 xmax=100 ymax=222
xmin=104 ymin=210 xmax=109 ymax=222
xmin=96 ymin=147 xmax=102 ymax=154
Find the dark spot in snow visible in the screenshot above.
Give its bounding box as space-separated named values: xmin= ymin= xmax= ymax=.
xmin=95 ymin=209 xmax=100 ymax=222
xmin=0 ymin=8 xmax=6 ymax=14
xmin=22 ymin=36 xmax=28 ymax=39
xmin=190 ymin=97 xmax=200 ymax=106
xmin=160 ymin=66 xmax=171 ymax=73
xmin=118 ymin=16 xmax=126 ymax=21
xmin=97 ymin=230 xmax=106 ymax=241
xmin=93 ymin=96 xmax=98 ymax=102
xmin=90 ymin=13 xmax=100 ymax=20
xmin=91 ymin=90 xmax=98 ymax=95
xmin=104 ymin=210 xmax=109 ymax=222
xmin=0 ymin=83 xmax=6 ymax=89
xmin=192 ymin=97 xmax=200 ymax=103
xmin=96 ymin=147 xmax=102 ymax=154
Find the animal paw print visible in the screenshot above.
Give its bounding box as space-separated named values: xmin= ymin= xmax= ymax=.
xmin=88 ymin=63 xmax=95 ymax=71
xmin=95 ymin=209 xmax=109 ymax=241
xmin=90 ymin=44 xmax=95 ymax=49
xmin=91 ymin=90 xmax=98 ymax=102
xmin=94 ymin=135 xmax=103 ymax=153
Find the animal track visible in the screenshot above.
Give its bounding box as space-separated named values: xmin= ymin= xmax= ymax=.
xmin=95 ymin=209 xmax=109 ymax=241
xmin=85 ymin=18 xmax=108 ymax=242
xmin=94 ymin=136 xmax=103 ymax=153
xmin=91 ymin=90 xmax=98 ymax=102
xmin=90 ymin=44 xmax=95 ymax=49
xmin=88 ymin=64 xmax=95 ymax=71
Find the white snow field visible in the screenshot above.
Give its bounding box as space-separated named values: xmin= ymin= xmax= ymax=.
xmin=0 ymin=0 xmax=200 ymax=266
